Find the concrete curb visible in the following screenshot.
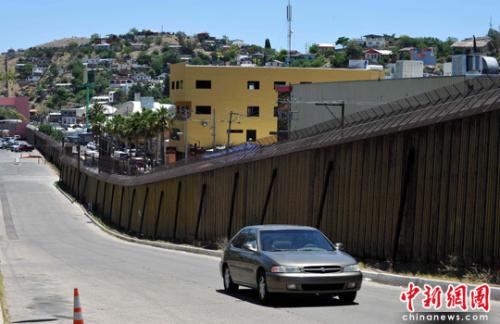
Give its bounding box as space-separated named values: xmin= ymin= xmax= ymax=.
xmin=80 ymin=208 xmax=222 ymax=258
xmin=53 ymin=183 xmax=500 ymax=302
xmin=362 ymin=270 xmax=500 ymax=301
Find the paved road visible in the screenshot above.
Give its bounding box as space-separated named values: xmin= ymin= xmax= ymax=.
xmin=0 ymin=149 xmax=498 ymax=323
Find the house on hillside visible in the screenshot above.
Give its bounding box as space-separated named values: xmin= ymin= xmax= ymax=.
xmin=110 ymin=78 xmax=134 ymax=93
xmin=399 ymin=47 xmax=436 ymax=66
xmin=451 ymin=36 xmax=494 ymax=54
xmin=94 ymin=41 xmax=111 ymax=49
xmin=133 ymin=72 xmax=152 ymax=82
xmin=362 ymin=34 xmax=386 ymax=49
xmin=364 ymin=48 xmax=393 ymax=63
xmin=316 ymin=43 xmax=336 ymax=55
xmin=130 ymin=43 xmax=146 ymax=51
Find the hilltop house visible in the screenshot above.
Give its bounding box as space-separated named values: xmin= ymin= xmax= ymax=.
xmin=363 ymin=34 xmax=386 ymax=49
xmin=315 ymin=43 xmax=336 ymax=55
xmin=399 ymin=47 xmax=436 ymax=66
xmin=364 ymin=48 xmax=393 ymax=63
xmin=451 ymin=36 xmax=494 ymax=54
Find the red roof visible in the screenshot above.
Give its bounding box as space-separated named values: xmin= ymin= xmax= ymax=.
xmin=0 ymin=98 xmax=17 ymax=106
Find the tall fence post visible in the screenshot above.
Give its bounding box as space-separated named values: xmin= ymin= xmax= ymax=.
xmin=139 ymin=187 xmax=149 ymax=235
xmin=118 ymin=187 xmax=125 ymax=228
xmin=316 ymin=161 xmax=334 ymax=229
xmin=153 ymin=191 xmax=164 ymax=240
xmin=108 ymin=184 xmax=115 ymax=222
xmin=173 ymin=182 xmax=182 ymax=241
xmin=194 ymin=184 xmax=207 ymax=241
xmin=227 ymin=172 xmax=240 ymax=239
xmin=260 ymin=169 xmax=277 ymax=225
xmin=127 ymin=189 xmax=136 ymax=233
xmin=392 ymin=146 xmax=416 ymax=262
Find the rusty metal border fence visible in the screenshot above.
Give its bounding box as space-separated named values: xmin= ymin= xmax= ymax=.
xmin=27 ymin=77 xmax=500 ymax=268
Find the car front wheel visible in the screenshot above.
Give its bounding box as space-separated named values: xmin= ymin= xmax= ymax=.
xmin=223 ymin=266 xmax=238 ymax=293
xmin=338 ymin=292 xmax=357 ymax=304
xmin=257 ymin=271 xmax=272 ymax=305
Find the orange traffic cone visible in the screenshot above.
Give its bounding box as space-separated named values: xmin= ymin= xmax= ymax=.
xmin=73 ymin=288 xmax=84 ymax=324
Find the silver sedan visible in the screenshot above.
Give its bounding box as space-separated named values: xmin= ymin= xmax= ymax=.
xmin=220 ymin=225 xmax=362 ymax=305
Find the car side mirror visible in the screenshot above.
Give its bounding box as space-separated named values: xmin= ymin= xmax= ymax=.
xmin=335 ymin=242 xmax=343 ymax=251
xmin=243 ymin=242 xmax=257 ymax=252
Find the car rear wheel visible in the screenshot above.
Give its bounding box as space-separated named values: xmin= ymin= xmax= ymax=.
xmin=223 ymin=266 xmax=238 ymax=293
xmin=338 ymin=292 xmax=357 ymax=304
xmin=257 ymin=271 xmax=272 ymax=305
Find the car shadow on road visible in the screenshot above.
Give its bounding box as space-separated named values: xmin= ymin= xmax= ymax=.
xmin=216 ymin=289 xmax=359 ymax=308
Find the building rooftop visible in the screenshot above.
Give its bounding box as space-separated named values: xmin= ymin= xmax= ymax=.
xmin=451 ymin=36 xmax=492 ymax=48
xmin=180 ymin=63 xmax=371 ymax=72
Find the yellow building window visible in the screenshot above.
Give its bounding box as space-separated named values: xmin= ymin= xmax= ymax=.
xmin=247 ymin=106 xmax=260 ymax=117
xmin=247 ymin=81 xmax=260 ymax=90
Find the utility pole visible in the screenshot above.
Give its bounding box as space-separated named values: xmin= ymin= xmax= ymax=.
xmin=287 ymin=0 xmax=293 ymax=66
xmin=83 ymin=68 xmax=92 ymax=130
xmin=226 ymin=111 xmax=235 ymax=150
xmin=3 ymin=57 xmax=8 ymax=96
xmin=212 ymin=109 xmax=216 ymax=149
xmin=183 ymin=107 xmax=189 ymax=161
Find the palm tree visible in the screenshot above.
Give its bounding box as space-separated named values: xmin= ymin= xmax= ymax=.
xmin=155 ymin=107 xmax=174 ymax=165
xmin=0 ymin=107 xmax=26 ymax=121
xmin=88 ymin=103 xmax=107 ymax=172
xmin=140 ymin=109 xmax=159 ymax=165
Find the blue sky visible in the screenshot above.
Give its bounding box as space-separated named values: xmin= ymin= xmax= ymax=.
xmin=0 ymin=0 xmax=498 ymax=52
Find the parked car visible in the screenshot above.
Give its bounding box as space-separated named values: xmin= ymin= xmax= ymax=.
xmin=112 ymin=150 xmax=129 ymax=160
xmin=220 ymin=225 xmax=362 ymax=305
xmin=10 ymin=144 xmax=21 ymax=152
xmin=17 ymin=144 xmax=34 ymax=152
xmin=86 ymin=141 xmax=97 ymax=151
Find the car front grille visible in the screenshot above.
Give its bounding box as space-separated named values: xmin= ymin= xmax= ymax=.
xmin=302 ymin=265 xmax=341 ymax=273
xmin=301 ymin=283 xmax=345 ymax=291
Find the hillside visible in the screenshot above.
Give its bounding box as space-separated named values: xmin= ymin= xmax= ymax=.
xmin=2 ymin=28 xmax=498 ymax=117
xmin=35 ymin=37 xmax=90 ymax=48
xmin=1 ymin=29 xmax=285 ymax=114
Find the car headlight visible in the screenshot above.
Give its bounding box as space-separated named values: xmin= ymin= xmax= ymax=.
xmin=271 ymin=265 xmax=302 ymax=273
xmin=343 ymin=264 xmax=360 ymax=272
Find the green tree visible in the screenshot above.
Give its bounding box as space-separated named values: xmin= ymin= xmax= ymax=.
xmin=17 ymin=63 xmax=34 ymax=79
xmin=487 ymin=28 xmax=500 ymax=56
xmin=330 ymin=52 xmax=347 ymax=67
xmin=309 ymin=44 xmax=319 ymax=54
xmin=151 ymin=55 xmax=165 ymax=75
xmin=265 ymin=38 xmax=272 ymax=49
xmin=0 ymin=70 xmax=17 ymax=96
xmin=335 ymin=36 xmax=350 ymax=47
xmin=89 ymin=102 xmax=107 ymax=170
xmin=276 ymin=49 xmax=288 ymax=62
xmin=0 ymin=107 xmax=26 ymax=121
xmin=136 ymin=52 xmax=152 ymax=65
xmin=90 ymin=33 xmax=100 ymax=43
xmin=155 ymin=107 xmax=174 ymax=165
xmin=345 ymin=40 xmax=363 ymax=59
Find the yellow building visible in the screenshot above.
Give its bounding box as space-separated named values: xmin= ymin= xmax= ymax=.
xmin=170 ymin=62 xmax=383 ymax=153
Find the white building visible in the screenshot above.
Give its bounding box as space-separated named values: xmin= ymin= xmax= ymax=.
xmin=363 ymin=34 xmax=386 ymax=49
xmin=265 ymin=60 xmax=284 ymax=67
xmin=393 ymin=60 xmax=424 ymax=79
xmin=452 ymin=54 xmax=499 ymax=76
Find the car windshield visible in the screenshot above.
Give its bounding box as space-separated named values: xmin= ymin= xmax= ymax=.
xmin=259 ymin=229 xmax=334 ymax=252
